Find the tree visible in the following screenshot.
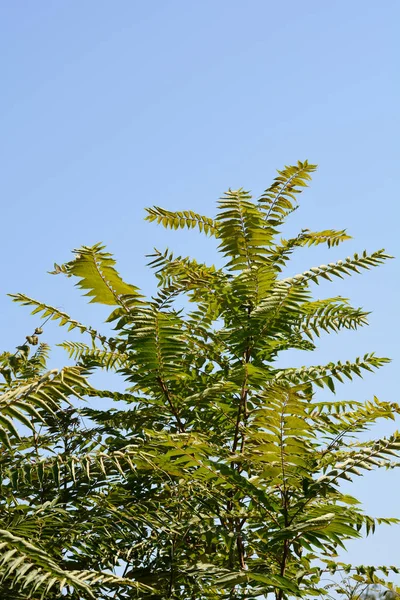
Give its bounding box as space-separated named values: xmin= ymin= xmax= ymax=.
xmin=1 ymin=161 xmax=399 ymax=598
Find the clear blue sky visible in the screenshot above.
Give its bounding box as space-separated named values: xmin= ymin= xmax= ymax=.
xmin=1 ymin=0 xmax=399 ymax=575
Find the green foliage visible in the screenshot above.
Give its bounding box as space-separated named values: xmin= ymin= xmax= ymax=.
xmin=2 ymin=161 xmax=398 ymax=599
xmin=51 ymin=242 xmax=142 ymax=307
xmin=145 ymin=206 xmax=218 ymax=236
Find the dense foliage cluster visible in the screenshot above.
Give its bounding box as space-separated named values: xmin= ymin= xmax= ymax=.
xmin=0 ymin=162 xmax=398 ymax=599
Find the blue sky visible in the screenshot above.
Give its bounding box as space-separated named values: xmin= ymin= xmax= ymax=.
xmin=1 ymin=0 xmax=399 ymax=576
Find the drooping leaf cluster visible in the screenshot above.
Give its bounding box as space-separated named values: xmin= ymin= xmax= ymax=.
xmin=1 ymin=161 xmax=398 ymax=599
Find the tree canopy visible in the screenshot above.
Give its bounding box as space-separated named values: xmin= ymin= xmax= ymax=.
xmin=1 ymin=161 xmax=399 ymax=599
